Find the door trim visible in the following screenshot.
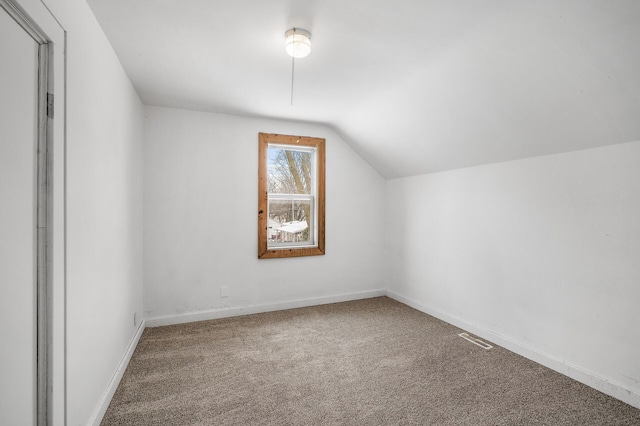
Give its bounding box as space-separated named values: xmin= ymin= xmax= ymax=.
xmin=36 ymin=41 xmax=50 ymax=426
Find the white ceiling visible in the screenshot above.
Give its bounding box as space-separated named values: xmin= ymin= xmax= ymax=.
xmin=86 ymin=0 xmax=640 ymax=179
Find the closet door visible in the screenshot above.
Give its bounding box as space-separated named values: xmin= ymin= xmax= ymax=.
xmin=0 ymin=5 xmax=40 ymax=424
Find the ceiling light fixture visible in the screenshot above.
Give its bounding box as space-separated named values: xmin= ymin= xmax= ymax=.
xmin=285 ymin=28 xmax=311 ymax=106
xmin=285 ymin=28 xmax=311 ymax=58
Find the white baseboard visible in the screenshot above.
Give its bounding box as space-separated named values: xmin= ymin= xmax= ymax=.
xmin=145 ymin=289 xmax=387 ymax=327
xmin=89 ymin=320 xmax=146 ymax=426
xmin=386 ymin=290 xmax=640 ymax=410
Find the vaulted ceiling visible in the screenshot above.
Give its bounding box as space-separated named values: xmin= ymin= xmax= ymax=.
xmin=86 ymin=0 xmax=640 ymax=178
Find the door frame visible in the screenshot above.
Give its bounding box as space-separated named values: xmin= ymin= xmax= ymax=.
xmin=0 ymin=0 xmax=65 ymax=424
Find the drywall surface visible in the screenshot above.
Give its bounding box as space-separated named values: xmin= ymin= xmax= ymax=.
xmin=42 ymin=0 xmax=144 ymax=424
xmin=386 ymin=140 xmax=640 ymax=404
xmin=143 ymin=106 xmax=386 ymax=320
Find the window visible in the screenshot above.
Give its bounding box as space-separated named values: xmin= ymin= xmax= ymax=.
xmin=258 ymin=133 xmax=325 ymax=259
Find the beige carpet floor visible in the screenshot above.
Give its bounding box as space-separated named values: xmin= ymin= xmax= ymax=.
xmin=102 ymin=297 xmax=640 ymax=425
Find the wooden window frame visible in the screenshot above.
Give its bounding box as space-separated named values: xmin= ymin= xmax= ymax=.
xmin=258 ymin=132 xmax=325 ymax=259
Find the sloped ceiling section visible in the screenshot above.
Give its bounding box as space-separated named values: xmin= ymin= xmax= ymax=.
xmin=87 ymin=0 xmax=640 ymax=178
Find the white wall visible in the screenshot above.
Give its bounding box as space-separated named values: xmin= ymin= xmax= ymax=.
xmin=42 ymin=0 xmax=144 ymax=424
xmin=386 ymin=140 xmax=640 ymax=407
xmin=144 ymin=106 xmax=386 ymax=322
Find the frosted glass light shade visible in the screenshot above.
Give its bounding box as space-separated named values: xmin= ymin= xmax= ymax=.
xmin=285 ymin=28 xmax=311 ymax=58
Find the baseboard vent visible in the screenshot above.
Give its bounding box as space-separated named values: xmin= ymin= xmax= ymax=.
xmin=459 ymin=332 xmax=493 ymax=350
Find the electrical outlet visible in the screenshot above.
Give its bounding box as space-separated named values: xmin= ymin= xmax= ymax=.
xmin=220 ymin=286 xmax=229 ymax=298
xmin=134 ymin=312 xmax=138 ymax=326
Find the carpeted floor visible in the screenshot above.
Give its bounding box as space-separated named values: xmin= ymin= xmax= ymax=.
xmin=101 ymin=297 xmax=640 ymax=425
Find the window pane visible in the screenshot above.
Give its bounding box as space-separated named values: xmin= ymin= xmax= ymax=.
xmin=268 ymin=146 xmax=313 ymax=195
xmin=268 ymin=199 xmax=312 ymax=246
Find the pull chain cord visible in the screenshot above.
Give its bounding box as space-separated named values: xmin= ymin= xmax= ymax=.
xmin=290 ymin=52 xmax=295 ymax=105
